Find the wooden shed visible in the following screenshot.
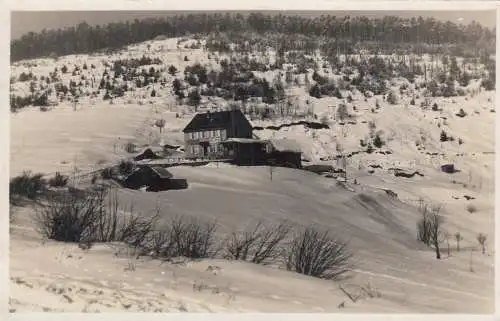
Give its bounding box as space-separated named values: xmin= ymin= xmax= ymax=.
xmin=123 ymin=166 xmax=174 ymax=191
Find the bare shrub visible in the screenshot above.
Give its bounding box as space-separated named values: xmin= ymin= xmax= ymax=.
xmin=284 ymin=226 xmax=352 ymax=280
xmin=10 ymin=171 xmax=47 ymax=200
xmin=387 ymin=90 xmax=399 ymax=105
xmin=444 ymin=231 xmax=451 ymax=257
xmin=151 ymin=216 xmax=220 ymax=259
xmin=336 ymin=104 xmax=349 ymax=121
xmin=118 ymin=160 xmax=135 ymax=176
xmin=417 ymin=208 xmax=432 ymax=246
xmin=454 ymin=232 xmax=463 ymax=252
xmin=477 ymin=233 xmax=487 ymax=254
xmin=48 ymin=172 xmax=69 ymax=187
xmin=35 ymin=187 xmax=158 ymax=245
xmin=146 ymin=228 xmax=175 ymax=258
xmin=224 ymin=220 xmax=291 ymax=264
xmin=466 ymin=204 xmax=477 ymax=213
xmin=339 ymin=283 xmax=382 ymax=303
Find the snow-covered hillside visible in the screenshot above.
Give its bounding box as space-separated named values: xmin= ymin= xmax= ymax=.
xmin=9 ymin=36 xmax=495 ymax=313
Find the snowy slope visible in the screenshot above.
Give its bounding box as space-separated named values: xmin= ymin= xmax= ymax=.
xmin=9 ymin=36 xmax=495 ymax=313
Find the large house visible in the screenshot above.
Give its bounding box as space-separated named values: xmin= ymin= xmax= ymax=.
xmin=182 ymin=109 xmax=302 ymax=167
xmin=183 ymin=109 xmax=257 ymax=158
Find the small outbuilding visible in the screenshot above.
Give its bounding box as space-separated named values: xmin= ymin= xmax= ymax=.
xmin=134 ymin=148 xmax=162 ymax=162
xmin=267 ymin=139 xmax=302 ymax=169
xmin=123 ymin=166 xmax=175 ymax=191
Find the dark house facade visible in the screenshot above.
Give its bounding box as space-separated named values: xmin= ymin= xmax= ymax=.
xmin=182 ymin=109 xmax=257 ymax=161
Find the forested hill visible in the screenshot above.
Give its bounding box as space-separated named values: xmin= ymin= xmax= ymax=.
xmin=11 ymin=12 xmax=495 ymax=62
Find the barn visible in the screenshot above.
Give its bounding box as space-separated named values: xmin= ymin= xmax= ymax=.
xmin=123 ymin=166 xmax=175 ymax=191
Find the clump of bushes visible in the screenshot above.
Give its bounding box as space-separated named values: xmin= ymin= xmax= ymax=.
xmin=48 ymin=172 xmax=69 ymax=187
xmin=147 ymin=216 xmax=220 ymax=259
xmin=118 ymin=160 xmax=135 ymax=176
xmin=10 ymin=171 xmax=47 ymax=200
xmin=285 ymin=226 xmax=352 ymax=280
xmin=456 ymin=108 xmax=467 ymax=118
xmin=35 ymin=187 xmax=158 ymax=245
xmin=386 ymin=90 xmax=399 ymax=105
xmin=224 ymin=220 xmax=291 ymax=264
xmin=440 ymin=130 xmax=448 ymax=142
xmin=466 ymin=204 xmax=477 ymax=213
xmin=33 ymin=185 xmax=354 ymax=279
xmin=373 ymin=134 xmax=384 ymax=148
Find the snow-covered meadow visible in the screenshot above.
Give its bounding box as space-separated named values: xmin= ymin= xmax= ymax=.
xmin=9 ymin=36 xmax=495 ymax=313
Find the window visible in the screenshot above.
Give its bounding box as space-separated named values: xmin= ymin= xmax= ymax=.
xmin=203 ymin=131 xmax=209 ymax=138
xmin=221 ymin=130 xmax=227 ymax=140
xmin=215 ymin=130 xmax=220 ymax=137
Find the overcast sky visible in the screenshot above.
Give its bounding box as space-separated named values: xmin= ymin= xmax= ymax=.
xmin=11 ymin=10 xmax=496 ymax=40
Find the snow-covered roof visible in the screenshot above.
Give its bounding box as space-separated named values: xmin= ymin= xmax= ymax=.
xmin=221 ymin=138 xmax=267 ymax=144
xmin=269 ymin=139 xmax=302 ymax=153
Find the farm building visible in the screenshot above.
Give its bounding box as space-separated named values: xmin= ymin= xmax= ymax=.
xmin=267 ymin=139 xmax=302 ymax=169
xmin=134 ymin=147 xmax=162 ymax=161
xmin=182 ymin=109 xmax=254 ymax=160
xmin=219 ymin=137 xmax=269 ymax=165
xmin=182 ymin=110 xmax=302 ymax=168
xmin=123 ymin=165 xmax=187 ymax=191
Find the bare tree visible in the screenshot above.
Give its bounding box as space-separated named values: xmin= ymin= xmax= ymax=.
xmin=417 ymin=203 xmax=445 ymax=259
xmin=155 ymin=118 xmax=166 ymax=134
xmin=454 ymin=232 xmax=463 ymax=252
xmin=336 ymin=103 xmax=349 ymax=121
xmin=416 ymin=205 xmax=432 ymax=247
xmin=477 ymin=233 xmax=487 ymax=254
xmin=429 ymin=205 xmax=445 ymax=259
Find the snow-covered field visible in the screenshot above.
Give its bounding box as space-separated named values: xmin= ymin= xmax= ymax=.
xmin=9 ymin=37 xmax=495 ymax=313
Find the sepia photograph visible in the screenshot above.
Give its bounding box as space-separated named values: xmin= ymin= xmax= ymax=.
xmin=8 ymin=4 xmax=496 ymax=314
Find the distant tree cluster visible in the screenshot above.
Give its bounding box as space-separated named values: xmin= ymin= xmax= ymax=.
xmin=11 ymin=13 xmax=495 ymax=62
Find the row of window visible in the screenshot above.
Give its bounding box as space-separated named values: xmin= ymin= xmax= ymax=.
xmin=187 ymin=129 xmax=227 ymax=140
xmin=188 ymin=144 xmax=223 ymax=155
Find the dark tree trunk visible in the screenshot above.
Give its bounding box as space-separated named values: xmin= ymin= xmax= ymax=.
xmin=434 ymin=241 xmax=441 ymax=259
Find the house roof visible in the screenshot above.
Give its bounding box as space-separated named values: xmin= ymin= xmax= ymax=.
xmin=183 ymin=109 xmax=247 ymax=132
xmin=269 ymin=139 xmax=302 ymax=153
xmin=221 ymin=138 xmax=267 ymax=144
xmin=149 ymin=166 xmax=174 ymax=179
